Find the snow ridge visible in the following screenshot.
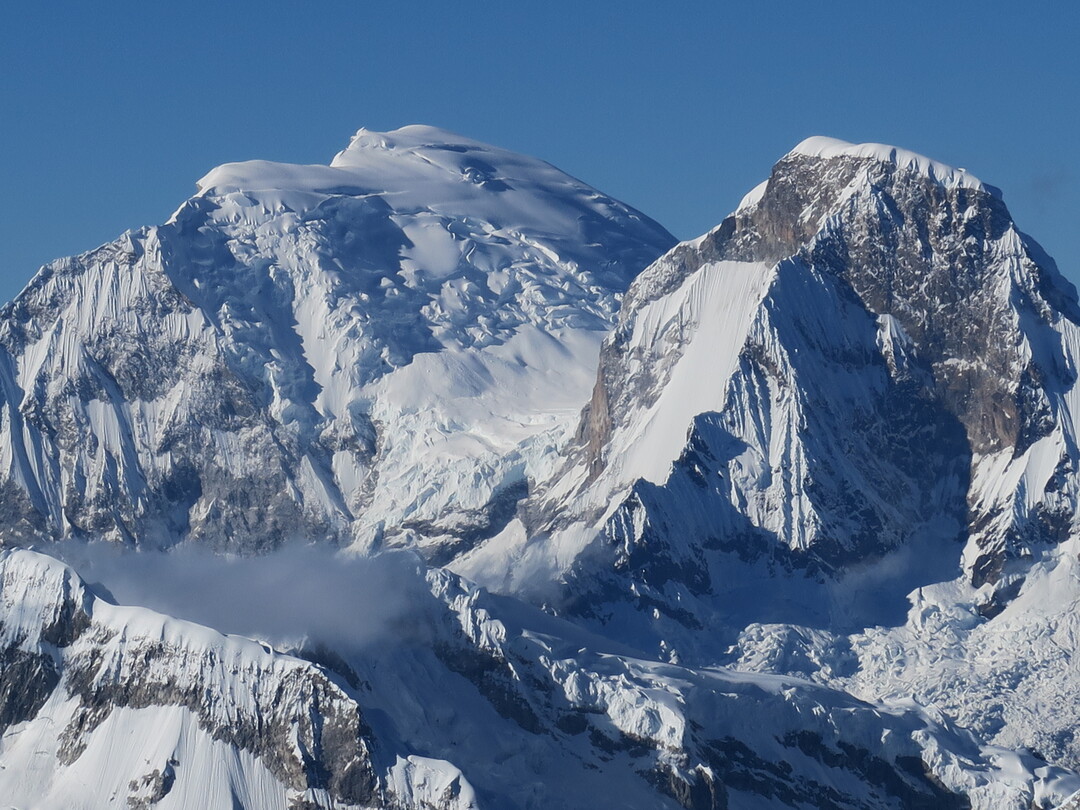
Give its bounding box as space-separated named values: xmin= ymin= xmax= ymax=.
xmin=789 ymin=135 xmax=993 ymax=193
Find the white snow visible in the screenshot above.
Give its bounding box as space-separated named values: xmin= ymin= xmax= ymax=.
xmin=736 ymin=179 xmax=769 ymax=212
xmin=612 ymin=259 xmax=776 ymax=487
xmin=1 ymin=125 xmax=1077 ymax=810
xmin=790 ymin=136 xmax=989 ymax=191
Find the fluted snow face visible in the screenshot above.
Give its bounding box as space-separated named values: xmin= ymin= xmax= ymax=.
xmin=0 ymin=126 xmax=675 ymax=555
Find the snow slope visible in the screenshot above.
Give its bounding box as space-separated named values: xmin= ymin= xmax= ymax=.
xmin=0 ymin=548 xmax=389 ymax=810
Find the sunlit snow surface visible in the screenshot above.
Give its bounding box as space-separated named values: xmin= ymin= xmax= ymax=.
xmin=5 ymin=547 xmax=1078 ymax=810
xmin=789 ymin=136 xmax=994 ymax=193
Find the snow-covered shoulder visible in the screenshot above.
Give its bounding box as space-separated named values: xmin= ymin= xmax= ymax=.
xmin=330 ymin=124 xmax=502 ymax=165
xmin=736 ymin=179 xmax=769 ymax=212
xmin=191 ymin=124 xmax=661 ymax=235
xmin=789 ymin=135 xmax=992 ymax=193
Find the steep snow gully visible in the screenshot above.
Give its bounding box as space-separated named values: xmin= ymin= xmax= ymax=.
xmin=1 ymin=127 xmax=1080 ymax=809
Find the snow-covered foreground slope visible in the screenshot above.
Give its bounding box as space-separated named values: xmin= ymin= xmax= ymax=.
xmin=0 ymin=548 xmax=388 ymax=810
xmin=0 ymin=125 xmax=674 ymax=556
xmin=4 ymin=546 xmax=1077 ymax=810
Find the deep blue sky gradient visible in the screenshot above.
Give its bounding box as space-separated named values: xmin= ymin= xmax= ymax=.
xmin=1 ymin=1 xmax=1077 ymax=303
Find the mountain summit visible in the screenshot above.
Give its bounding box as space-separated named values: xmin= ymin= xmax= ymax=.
xmin=0 ymin=125 xmax=674 ymax=555
xmin=453 ymin=135 xmax=1080 ymax=772
xmin=467 ymin=131 xmax=1077 ymax=583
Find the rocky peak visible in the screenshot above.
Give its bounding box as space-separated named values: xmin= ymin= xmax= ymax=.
xmin=600 ymin=137 xmax=1078 ymax=472
xmin=522 ymin=138 xmax=1080 ymax=662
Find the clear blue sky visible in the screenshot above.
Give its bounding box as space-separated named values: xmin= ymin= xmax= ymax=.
xmin=1 ymin=1 xmax=1077 ymax=304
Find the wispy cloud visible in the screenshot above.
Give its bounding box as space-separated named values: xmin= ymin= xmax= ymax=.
xmin=1026 ymin=170 xmax=1073 ymax=212
xmin=51 ymin=542 xmax=436 ymax=651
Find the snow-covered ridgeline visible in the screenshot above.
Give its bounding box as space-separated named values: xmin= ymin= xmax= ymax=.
xmin=789 ymin=136 xmax=992 ymax=193
xmin=0 ymin=548 xmax=468 ymax=809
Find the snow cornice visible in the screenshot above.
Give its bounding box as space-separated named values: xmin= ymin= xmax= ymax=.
xmin=787 ymin=136 xmax=998 ymax=196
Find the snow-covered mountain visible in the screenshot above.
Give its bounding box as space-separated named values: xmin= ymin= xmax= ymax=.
xmin=0 ymin=125 xmax=674 ymax=556
xmin=3 ymin=128 xmax=1080 ymax=809
xmin=454 ymin=136 xmax=1080 ymax=772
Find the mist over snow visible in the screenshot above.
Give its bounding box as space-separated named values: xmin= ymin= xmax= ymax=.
xmin=50 ymin=541 xmax=438 ymax=651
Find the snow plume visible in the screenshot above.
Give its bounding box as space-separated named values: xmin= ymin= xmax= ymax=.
xmin=49 ymin=542 xmax=437 ymax=651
